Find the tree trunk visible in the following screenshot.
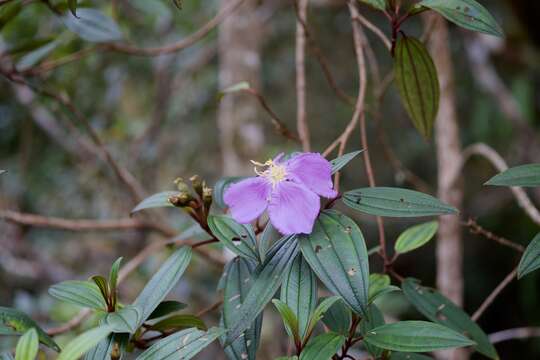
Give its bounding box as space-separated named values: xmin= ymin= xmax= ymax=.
xmin=217 ymin=0 xmax=265 ymax=175
xmin=425 ymin=14 xmax=468 ymax=360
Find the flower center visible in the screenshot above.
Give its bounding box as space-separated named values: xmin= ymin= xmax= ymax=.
xmin=251 ymin=159 xmax=287 ymax=187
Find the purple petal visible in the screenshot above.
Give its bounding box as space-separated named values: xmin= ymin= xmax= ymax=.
xmin=224 ymin=177 xmax=271 ymax=224
xmin=268 ymin=181 xmax=320 ymax=235
xmin=286 ymin=152 xmax=337 ymax=198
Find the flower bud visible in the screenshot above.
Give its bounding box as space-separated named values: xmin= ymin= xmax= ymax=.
xmin=168 ymin=192 xmax=193 ymax=207
xmin=202 ymin=186 xmax=213 ymax=208
xmin=174 ymin=177 xmax=190 ymax=193
xmin=190 ymin=175 xmax=204 ymax=197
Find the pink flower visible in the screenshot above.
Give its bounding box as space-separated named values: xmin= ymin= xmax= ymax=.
xmin=223 ymin=152 xmax=337 ymax=235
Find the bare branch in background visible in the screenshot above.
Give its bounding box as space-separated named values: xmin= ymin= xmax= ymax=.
xmin=295 ymin=0 xmax=311 ymax=151
xmin=489 ymin=327 xmax=540 ymax=344
xmin=462 ymin=143 xmax=540 ymax=226
xmin=463 ymin=218 xmax=525 ymax=253
xmin=351 ymin=12 xmax=391 ymax=51
xmin=107 ymin=0 xmax=246 ymax=56
xmin=472 ymin=267 xmax=517 ymax=322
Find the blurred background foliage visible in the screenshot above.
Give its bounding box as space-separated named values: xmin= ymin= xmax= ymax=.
xmin=0 ymin=0 xmax=539 ymax=358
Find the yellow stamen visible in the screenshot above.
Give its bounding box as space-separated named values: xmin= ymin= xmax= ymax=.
xmin=251 ymin=158 xmax=287 ymax=187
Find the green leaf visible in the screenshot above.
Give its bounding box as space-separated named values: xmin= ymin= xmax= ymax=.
xmin=213 ymin=177 xmax=247 ymax=209
xmin=63 ymin=8 xmax=123 ymax=43
xmin=103 ymin=305 xmax=141 ymax=334
xmin=358 ymin=0 xmax=387 ymax=11
xmin=518 ymin=233 xmax=540 ymax=279
xmin=67 ymin=0 xmax=78 ymax=17
xmin=416 ymin=0 xmax=503 ymax=37
xmin=225 ymin=236 xmax=299 ymax=344
xmin=280 ymin=254 xmax=317 ymax=339
xmin=133 ymin=246 xmax=192 ymax=326
xmin=321 ymin=299 xmax=351 ymax=335
xmin=0 ymin=307 xmax=60 ymax=352
xmin=0 ymin=353 xmax=14 ymax=360
xmin=84 ymin=333 xmax=127 ymax=360
xmin=364 ymin=321 xmax=475 ymax=352
xmin=343 ymin=187 xmax=457 ymax=217
xmin=330 ymin=150 xmax=363 ymax=174
xmin=359 ymin=304 xmax=386 ymax=357
xmin=109 ymin=257 xmax=122 ymax=306
xmin=368 ymin=274 xmax=400 ymax=303
xmin=58 ymin=325 xmax=113 ymax=360
xmin=299 ymin=210 xmax=369 ymax=316
xmin=395 ymin=221 xmax=438 ymax=254
xmin=485 ymin=164 xmax=540 ymax=187
xmin=15 ymin=328 xmax=38 ymax=360
xmin=0 ymin=2 xmax=22 ymax=30
xmin=394 ymin=35 xmax=440 ymax=138
xmin=91 ymin=275 xmax=110 ymax=305
xmin=272 ymin=300 xmax=300 ymax=344
xmin=402 ymin=278 xmax=498 ymax=359
xmin=136 ymin=327 xmax=225 ymax=360
xmin=390 ymin=353 xmax=433 ymax=360
xmin=147 ymin=301 xmax=188 ymax=320
xmin=49 ymin=280 xmax=107 ymax=310
xmin=259 ymin=222 xmax=281 ymax=263
xmin=276 ymin=357 xmax=298 ymax=360
xmin=149 ymin=314 xmax=206 ymax=332
xmin=219 ymin=257 xmax=262 ymax=360
xmin=131 ymin=191 xmax=177 ymax=213
xmin=299 ymin=332 xmax=345 ymax=360
xmin=303 ymin=296 xmax=340 ymax=343
xmin=16 ymin=39 xmax=61 ymax=71
xmin=207 ymin=215 xmax=260 ymax=262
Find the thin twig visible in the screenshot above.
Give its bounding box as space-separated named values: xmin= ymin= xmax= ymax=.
xmin=472 ymin=267 xmax=517 ymax=322
xmin=295 ymin=0 xmax=310 ymax=151
xmin=351 ymin=13 xmax=391 ymax=51
xmin=0 ymin=209 xmax=172 ymax=236
xmin=489 ymin=327 xmax=540 ymax=344
xmin=462 ymin=218 xmax=525 ymax=253
xmin=462 ymin=143 xmax=540 ymax=226
xmin=107 ymin=0 xmax=245 ymax=56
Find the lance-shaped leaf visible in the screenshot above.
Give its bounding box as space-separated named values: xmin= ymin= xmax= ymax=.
xmin=49 ymin=280 xmax=107 ymax=310
xmin=280 ymin=254 xmax=317 ymax=339
xmin=149 ymin=315 xmax=206 ymax=332
xmin=359 ymin=304 xmax=386 ymax=358
xmin=518 ymin=233 xmax=540 ymax=279
xmin=58 ymin=325 xmax=113 ymax=360
xmin=0 ymin=307 xmax=60 ymax=352
xmin=368 ymin=274 xmax=400 ymax=303
xmin=84 ymin=333 xmax=127 ymax=360
xmin=402 ymin=278 xmax=498 ymax=359
xmin=330 ymin=150 xmax=363 ymax=174
xmin=303 ymin=297 xmax=340 ymax=343
xmin=358 ymin=0 xmax=387 ymax=11
xmin=133 ymin=246 xmax=192 ymax=326
xmin=394 ymin=36 xmax=440 ymax=138
xmin=63 ymin=9 xmax=123 ymax=43
xmin=147 ymin=301 xmax=187 ymax=320
xmin=485 ymin=164 xmax=540 ymax=187
xmin=390 ymin=354 xmax=433 ymax=360
xmin=259 ymin=222 xmax=281 ymax=263
xmin=207 ymin=215 xmax=259 ymax=262
xmin=136 ymin=327 xmax=225 ymax=360
xmin=364 ymin=321 xmax=475 ymax=352
xmin=272 ymin=300 xmax=300 ymax=345
xmin=300 ymin=210 xmax=369 ymax=316
xmin=16 ymin=39 xmax=61 ymax=71
xmin=67 ymin=0 xmax=78 ymax=17
xmin=15 ymin=328 xmax=38 ymax=360
xmin=131 ymin=191 xmax=177 ymax=213
xmin=416 ymin=0 xmax=503 ymax=37
xmin=225 ymin=236 xmax=299 ymax=344
xmin=220 ymin=257 xmax=262 ymax=360
xmin=395 ymin=221 xmax=438 ymax=254
xmin=343 ymin=187 xmax=457 ymax=217
xmin=103 ymin=305 xmax=141 ymax=334
xmin=322 ymin=299 xmax=351 ymax=335
xmin=214 ymin=177 xmax=247 ymax=209
xmin=299 ymin=332 xmax=345 ymax=360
